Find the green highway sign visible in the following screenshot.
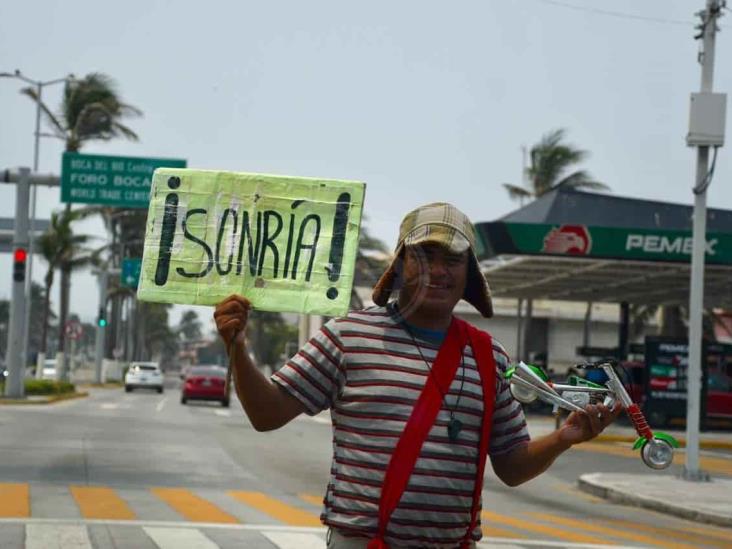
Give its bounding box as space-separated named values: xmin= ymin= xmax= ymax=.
xmin=121 ymin=258 xmax=142 ymax=288
xmin=61 ymin=152 xmax=186 ymax=208
xmin=476 ymin=222 xmax=732 ymax=265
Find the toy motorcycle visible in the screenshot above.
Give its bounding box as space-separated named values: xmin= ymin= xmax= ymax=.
xmin=505 ymin=360 xmax=679 ymax=470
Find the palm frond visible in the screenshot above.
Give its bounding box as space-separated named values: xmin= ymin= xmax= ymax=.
xmin=554 ymin=171 xmax=609 ymax=192
xmin=111 ymin=121 xmax=140 ymax=141
xmin=502 ymin=183 xmax=532 ymax=201
xmin=20 ymin=87 xmax=66 ymax=137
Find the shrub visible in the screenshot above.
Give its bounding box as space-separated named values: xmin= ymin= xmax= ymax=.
xmin=24 ymin=379 xmax=76 ymax=395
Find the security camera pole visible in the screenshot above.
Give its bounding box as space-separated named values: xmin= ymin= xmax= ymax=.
xmin=684 ymin=0 xmax=727 ymax=481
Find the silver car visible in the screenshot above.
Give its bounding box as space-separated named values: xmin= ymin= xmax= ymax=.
xmin=124 ymin=362 xmax=164 ymax=393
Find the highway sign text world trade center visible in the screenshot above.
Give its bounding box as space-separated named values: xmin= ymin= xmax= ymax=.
xmin=61 ymin=152 xmax=187 ymax=208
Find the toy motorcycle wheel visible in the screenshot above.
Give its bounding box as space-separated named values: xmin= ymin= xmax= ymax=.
xmin=510 ymin=383 xmax=538 ymax=404
xmin=641 ymin=437 xmax=674 ymax=470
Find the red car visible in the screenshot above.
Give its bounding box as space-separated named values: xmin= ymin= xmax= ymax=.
xmin=181 ymin=366 xmax=230 ymax=407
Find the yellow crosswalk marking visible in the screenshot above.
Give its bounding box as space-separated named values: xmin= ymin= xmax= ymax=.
xmin=683 ymin=523 xmax=732 ymax=543
xmin=0 ymin=483 xmax=29 ymax=517
xmin=70 ymin=486 xmax=136 ymax=520
xmin=151 ymin=487 xmax=238 ymax=523
xmin=482 ymin=525 xmax=528 ymax=539
xmin=607 ymin=519 xmax=732 ymax=549
xmin=481 ymin=510 xmax=611 ymax=545
xmin=298 ymin=493 xmax=324 ymax=508
xmin=530 ymin=513 xmax=699 ymax=549
xmin=228 ymin=491 xmax=321 ymax=526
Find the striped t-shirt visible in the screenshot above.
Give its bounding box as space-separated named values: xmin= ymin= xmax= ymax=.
xmin=271 ymin=304 xmax=530 ymax=548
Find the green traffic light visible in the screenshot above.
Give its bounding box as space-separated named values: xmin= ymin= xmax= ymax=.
xmin=98 ymin=319 xmax=107 ymax=327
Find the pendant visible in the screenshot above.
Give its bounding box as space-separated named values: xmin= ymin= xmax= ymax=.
xmin=447 ymin=417 xmax=462 ymax=442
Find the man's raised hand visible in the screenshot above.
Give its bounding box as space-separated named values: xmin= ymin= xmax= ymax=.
xmin=214 ymin=295 xmax=251 ymax=348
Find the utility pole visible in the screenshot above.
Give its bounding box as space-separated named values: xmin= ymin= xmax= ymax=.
xmin=1 ymin=168 xmax=60 ymax=398
xmin=4 ymin=168 xmax=30 ymax=398
xmin=684 ymin=0 xmax=727 ymax=481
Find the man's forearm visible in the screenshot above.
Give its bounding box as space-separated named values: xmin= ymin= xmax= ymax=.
xmin=492 ymin=430 xmax=572 ymax=487
xmin=229 ymin=342 xmax=292 ymax=431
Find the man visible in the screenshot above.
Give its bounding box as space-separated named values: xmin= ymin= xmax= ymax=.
xmin=214 ymin=202 xmax=620 ymax=549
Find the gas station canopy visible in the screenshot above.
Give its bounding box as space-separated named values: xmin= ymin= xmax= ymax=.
xmin=475 ymin=188 xmax=732 ymax=308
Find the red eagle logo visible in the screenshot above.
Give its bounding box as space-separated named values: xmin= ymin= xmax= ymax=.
xmin=542 ymin=225 xmax=592 ymax=255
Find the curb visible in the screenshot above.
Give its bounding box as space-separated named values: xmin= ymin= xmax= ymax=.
xmin=594 ymin=433 xmax=732 ymax=451
xmin=0 ymin=391 xmax=88 ymax=406
xmin=577 ymin=474 xmax=732 ymax=529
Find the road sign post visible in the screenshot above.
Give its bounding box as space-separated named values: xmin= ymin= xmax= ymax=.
xmin=61 ymin=152 xmax=186 ymax=208
xmin=94 ymin=270 xmax=110 ymax=384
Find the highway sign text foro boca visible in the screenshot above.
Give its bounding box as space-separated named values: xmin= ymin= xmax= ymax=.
xmin=61 ymin=152 xmax=186 ymax=208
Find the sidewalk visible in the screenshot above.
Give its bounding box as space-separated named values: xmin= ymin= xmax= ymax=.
xmin=526 ymin=415 xmax=732 ymax=528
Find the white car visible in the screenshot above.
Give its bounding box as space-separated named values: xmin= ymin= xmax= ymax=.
xmin=125 ymin=362 xmax=164 ymax=393
xmin=41 ymin=359 xmax=57 ymax=380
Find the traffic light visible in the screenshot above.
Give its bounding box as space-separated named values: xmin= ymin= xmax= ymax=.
xmin=13 ymin=248 xmax=27 ymax=282
xmin=97 ymin=307 xmax=107 ymax=328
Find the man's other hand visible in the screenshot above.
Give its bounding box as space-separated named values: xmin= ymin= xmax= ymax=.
xmin=214 ymin=295 xmax=251 ymax=347
xmin=558 ymin=403 xmax=622 ymax=447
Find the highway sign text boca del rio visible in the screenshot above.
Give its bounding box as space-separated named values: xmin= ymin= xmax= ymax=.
xmin=137 ymin=169 xmax=365 ymax=317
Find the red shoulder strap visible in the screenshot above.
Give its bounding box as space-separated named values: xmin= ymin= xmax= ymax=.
xmin=460 ymin=322 xmax=496 ymax=548
xmin=368 ymin=318 xmax=497 ymax=549
xmin=368 ymin=318 xmax=468 ymax=549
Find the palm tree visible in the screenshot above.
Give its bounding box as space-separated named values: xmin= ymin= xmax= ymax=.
xmin=22 ymin=73 xmax=141 ymax=373
xmin=21 ymin=72 xmax=141 ymax=152
xmin=503 ymin=128 xmax=609 ymax=202
xmin=350 ymin=221 xmax=391 ymax=310
xmin=37 ymin=208 xmax=100 ymax=379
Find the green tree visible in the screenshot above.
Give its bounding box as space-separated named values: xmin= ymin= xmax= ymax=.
xmin=21 ymin=72 xmax=141 ymax=152
xmin=37 ymin=209 xmax=96 ymax=362
xmin=351 ymin=221 xmax=391 ymax=310
xmin=135 ymin=302 xmax=179 ymax=369
xmin=247 ymin=312 xmax=298 ymax=367
xmin=503 ymin=128 xmax=609 ymax=202
xmin=178 ymin=310 xmax=203 ymax=342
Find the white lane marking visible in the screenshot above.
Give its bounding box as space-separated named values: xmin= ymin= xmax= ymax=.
xmin=100 ymin=403 xmax=119 ymax=410
xmin=26 ymin=524 xmax=92 ymax=549
xmin=214 ymin=410 xmax=231 ymax=417
xmin=261 ymin=531 xmax=324 ymax=548
xmin=156 ymin=398 xmax=168 ymax=412
xmin=311 ymin=415 xmax=331 ymax=425
xmin=143 ymin=526 xmax=218 ymax=549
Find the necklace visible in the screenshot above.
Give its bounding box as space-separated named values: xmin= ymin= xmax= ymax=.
xmin=402 ymin=323 xmax=466 ymax=442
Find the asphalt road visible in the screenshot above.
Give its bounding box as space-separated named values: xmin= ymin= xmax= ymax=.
xmin=1 ymin=376 xmax=731 ymax=548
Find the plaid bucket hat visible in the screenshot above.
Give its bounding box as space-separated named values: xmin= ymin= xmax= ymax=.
xmin=372 ymin=202 xmax=493 ymax=318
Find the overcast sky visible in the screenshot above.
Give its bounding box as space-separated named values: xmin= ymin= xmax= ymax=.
xmin=1 ymin=0 xmax=730 ymax=331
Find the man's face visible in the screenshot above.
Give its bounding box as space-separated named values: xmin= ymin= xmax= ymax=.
xmin=400 ymin=242 xmax=469 ymax=315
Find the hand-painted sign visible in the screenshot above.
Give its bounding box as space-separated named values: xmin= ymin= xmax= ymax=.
xmin=137 ymin=169 xmax=365 ymax=316
xmin=476 ymin=222 xmax=732 ymax=265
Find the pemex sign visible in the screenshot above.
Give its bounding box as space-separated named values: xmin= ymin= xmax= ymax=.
xmin=137 ymin=169 xmax=365 ymax=317
xmin=476 ymin=222 xmax=732 ymax=265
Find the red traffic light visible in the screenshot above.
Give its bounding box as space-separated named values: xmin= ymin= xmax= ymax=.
xmin=13 ymin=248 xmax=27 ymax=263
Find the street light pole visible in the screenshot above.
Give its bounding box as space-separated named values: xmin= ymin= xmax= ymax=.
xmin=684 ymin=0 xmax=726 ymax=481
xmin=0 ymin=69 xmax=73 ymax=378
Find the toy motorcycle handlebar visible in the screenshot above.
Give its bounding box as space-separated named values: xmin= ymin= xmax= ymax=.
xmin=505 ymin=361 xmax=679 ymax=470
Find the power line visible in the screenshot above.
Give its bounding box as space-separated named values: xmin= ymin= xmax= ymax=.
xmin=534 ymin=0 xmax=695 ymax=27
